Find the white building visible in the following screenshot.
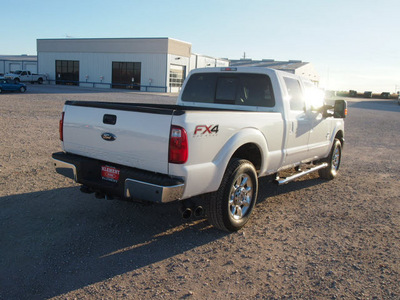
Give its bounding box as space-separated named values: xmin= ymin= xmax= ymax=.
xmin=37 ymin=38 xmax=229 ymax=92
xmin=230 ymin=59 xmax=320 ymax=85
xmin=0 ymin=55 xmax=37 ymax=75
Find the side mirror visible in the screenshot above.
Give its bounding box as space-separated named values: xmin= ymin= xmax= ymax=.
xmin=322 ymin=100 xmax=347 ymax=119
xmin=334 ymin=99 xmax=347 ymax=118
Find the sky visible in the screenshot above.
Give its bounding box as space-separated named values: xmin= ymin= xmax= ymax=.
xmin=1 ymin=0 xmax=399 ymax=92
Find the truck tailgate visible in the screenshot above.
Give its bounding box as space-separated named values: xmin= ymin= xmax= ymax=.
xmin=62 ymin=103 xmax=173 ymax=174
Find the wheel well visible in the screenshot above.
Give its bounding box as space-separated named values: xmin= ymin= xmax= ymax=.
xmin=335 ymin=130 xmax=344 ymax=147
xmin=232 ymin=143 xmax=262 ymax=171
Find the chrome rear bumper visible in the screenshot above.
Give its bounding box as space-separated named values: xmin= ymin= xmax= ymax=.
xmin=52 ymin=152 xmax=185 ymax=203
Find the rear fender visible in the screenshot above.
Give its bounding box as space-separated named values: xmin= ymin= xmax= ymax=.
xmin=177 ymin=128 xmax=268 ymax=199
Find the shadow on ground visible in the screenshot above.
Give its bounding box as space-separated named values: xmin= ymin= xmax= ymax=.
xmin=0 ymin=187 xmax=225 ymax=299
xmin=0 ymin=174 xmax=329 ymax=299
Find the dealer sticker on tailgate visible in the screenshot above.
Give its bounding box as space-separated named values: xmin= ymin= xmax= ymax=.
xmin=101 ymin=165 xmax=120 ymax=183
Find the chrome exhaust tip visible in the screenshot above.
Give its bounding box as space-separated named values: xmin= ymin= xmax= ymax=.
xmin=194 ymin=206 xmax=204 ymax=217
xmin=182 ymin=208 xmax=192 ymax=219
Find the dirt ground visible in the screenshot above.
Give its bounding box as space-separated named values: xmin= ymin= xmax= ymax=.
xmin=0 ymin=84 xmax=399 ymax=299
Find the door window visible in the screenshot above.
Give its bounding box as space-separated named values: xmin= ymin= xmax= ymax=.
xmin=284 ymin=77 xmax=305 ymax=111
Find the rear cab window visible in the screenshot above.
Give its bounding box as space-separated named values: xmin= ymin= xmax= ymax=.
xmin=181 ymin=73 xmax=275 ymax=107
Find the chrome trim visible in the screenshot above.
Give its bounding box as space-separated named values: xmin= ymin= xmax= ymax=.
xmin=125 ymin=178 xmax=185 ymax=203
xmin=101 ymin=132 xmax=117 ymax=141
xmin=52 ymin=158 xmax=77 ymax=181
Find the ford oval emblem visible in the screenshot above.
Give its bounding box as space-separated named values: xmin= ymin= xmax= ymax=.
xmin=101 ymin=133 xmax=116 ymax=141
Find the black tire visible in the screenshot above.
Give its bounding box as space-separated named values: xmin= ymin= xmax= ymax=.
xmin=319 ymin=138 xmax=342 ymax=180
xmin=207 ymin=158 xmax=258 ymax=232
xmin=37 ymin=78 xmax=43 ymax=84
xmin=14 ymin=78 xmax=20 ymax=84
xmin=0 ymin=88 xmax=2 ymax=93
xmin=19 ymin=86 xmax=26 ymax=93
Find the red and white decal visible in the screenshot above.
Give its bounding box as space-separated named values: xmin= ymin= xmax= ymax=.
xmin=101 ymin=165 xmax=120 ymax=182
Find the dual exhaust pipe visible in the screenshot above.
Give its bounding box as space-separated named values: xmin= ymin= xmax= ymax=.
xmin=181 ymin=206 xmax=204 ymax=219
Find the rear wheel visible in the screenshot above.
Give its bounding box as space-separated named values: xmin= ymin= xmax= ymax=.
xmin=37 ymin=78 xmax=43 ymax=84
xmin=14 ymin=78 xmax=20 ymax=84
xmin=207 ymin=158 xmax=258 ymax=232
xmin=19 ymin=86 xmax=26 ymax=93
xmin=319 ymin=138 xmax=342 ymax=180
xmin=0 ymin=88 xmax=2 ymax=93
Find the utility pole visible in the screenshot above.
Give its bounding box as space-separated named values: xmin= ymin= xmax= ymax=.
xmin=243 ymin=52 xmax=246 ymax=59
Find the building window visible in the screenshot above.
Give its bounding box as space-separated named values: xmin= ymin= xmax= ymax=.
xmin=112 ymin=62 xmax=141 ymax=90
xmin=169 ymin=65 xmax=186 ymax=89
xmin=55 ymin=60 xmax=79 ymax=85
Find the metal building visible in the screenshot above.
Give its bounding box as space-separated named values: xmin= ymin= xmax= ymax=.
xmin=0 ymin=55 xmax=37 ymax=75
xmin=37 ymin=38 xmax=229 ymax=92
xmin=230 ymin=59 xmax=320 ymax=85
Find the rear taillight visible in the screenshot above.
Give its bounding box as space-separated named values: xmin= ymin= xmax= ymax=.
xmin=59 ymin=112 xmax=65 ymax=141
xmin=169 ymin=126 xmax=188 ymax=164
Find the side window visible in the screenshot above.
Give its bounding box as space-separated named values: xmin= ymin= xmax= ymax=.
xmin=21 ymin=71 xmax=27 ymax=76
xmin=284 ymin=77 xmax=305 ymax=111
xmin=304 ymin=82 xmax=324 ymax=109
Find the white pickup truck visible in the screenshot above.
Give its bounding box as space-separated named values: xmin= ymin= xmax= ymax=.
xmin=52 ymin=67 xmax=346 ymax=232
xmin=4 ymin=70 xmax=47 ymax=84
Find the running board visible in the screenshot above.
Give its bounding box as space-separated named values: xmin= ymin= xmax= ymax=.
xmin=275 ymin=163 xmax=328 ymax=185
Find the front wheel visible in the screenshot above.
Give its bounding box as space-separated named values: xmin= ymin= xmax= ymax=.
xmin=14 ymin=78 xmax=20 ymax=84
xmin=319 ymin=138 xmax=342 ymax=180
xmin=37 ymin=78 xmax=43 ymax=84
xmin=207 ymin=158 xmax=258 ymax=232
xmin=20 ymin=86 xmax=26 ymax=93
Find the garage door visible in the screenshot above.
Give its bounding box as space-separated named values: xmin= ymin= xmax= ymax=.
xmin=169 ymin=65 xmax=186 ymax=93
xmin=10 ymin=63 xmax=21 ymax=72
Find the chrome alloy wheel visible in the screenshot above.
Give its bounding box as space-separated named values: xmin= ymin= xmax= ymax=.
xmin=229 ymin=174 xmax=253 ymax=220
xmin=331 ymin=145 xmax=341 ymax=174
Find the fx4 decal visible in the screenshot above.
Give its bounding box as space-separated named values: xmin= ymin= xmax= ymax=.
xmin=194 ymin=125 xmax=219 ymax=136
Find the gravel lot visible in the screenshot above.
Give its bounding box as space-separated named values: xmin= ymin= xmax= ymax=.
xmin=0 ymin=84 xmax=399 ymax=299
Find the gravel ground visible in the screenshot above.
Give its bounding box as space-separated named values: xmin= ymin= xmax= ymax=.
xmin=0 ymin=84 xmax=399 ymax=299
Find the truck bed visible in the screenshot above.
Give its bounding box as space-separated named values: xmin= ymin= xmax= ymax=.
xmin=61 ymin=101 xmax=241 ymax=176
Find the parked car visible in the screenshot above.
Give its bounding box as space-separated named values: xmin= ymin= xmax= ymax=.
xmin=4 ymin=70 xmax=46 ymax=84
xmin=0 ymin=77 xmax=27 ymax=93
